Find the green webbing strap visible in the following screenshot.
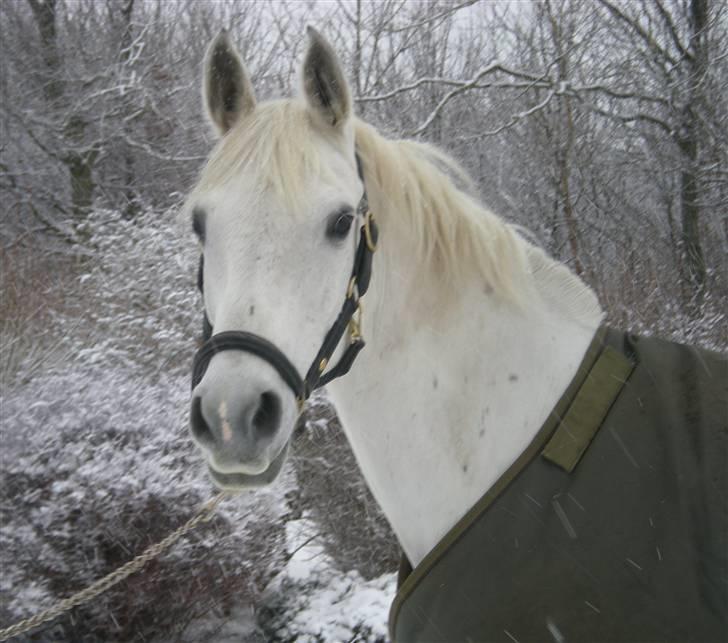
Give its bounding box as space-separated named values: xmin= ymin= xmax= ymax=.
xmin=542 ymin=346 xmax=634 ymax=472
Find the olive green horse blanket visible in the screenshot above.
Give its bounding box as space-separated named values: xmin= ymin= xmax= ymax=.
xmin=390 ymin=328 xmax=727 ymax=643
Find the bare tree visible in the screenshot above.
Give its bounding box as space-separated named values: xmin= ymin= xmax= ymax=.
xmin=592 ymin=0 xmax=725 ymax=303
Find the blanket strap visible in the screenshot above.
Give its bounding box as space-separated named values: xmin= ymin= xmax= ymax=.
xmin=542 ymin=346 xmax=634 ymax=473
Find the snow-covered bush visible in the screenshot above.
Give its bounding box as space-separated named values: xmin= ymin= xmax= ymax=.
xmin=0 ymin=362 xmax=291 ymax=642
xmin=1 ymin=206 xmax=199 ymax=391
xmin=1 ymin=208 xmax=398 ymax=641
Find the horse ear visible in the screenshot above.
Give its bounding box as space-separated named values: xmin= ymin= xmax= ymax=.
xmin=301 ymin=27 xmax=351 ymax=128
xmin=203 ymin=30 xmax=256 ymax=136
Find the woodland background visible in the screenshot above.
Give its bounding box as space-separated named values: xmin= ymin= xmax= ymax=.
xmin=1 ymin=1 xmax=726 ymax=641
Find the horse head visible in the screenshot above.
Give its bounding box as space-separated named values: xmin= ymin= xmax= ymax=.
xmin=186 ymin=28 xmax=367 ymax=489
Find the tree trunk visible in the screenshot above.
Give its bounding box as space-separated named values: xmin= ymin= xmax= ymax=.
xmin=120 ymin=0 xmax=138 ymax=219
xmin=27 ymin=0 xmax=61 ymax=101
xmin=679 ymin=132 xmax=705 ymax=293
xmin=354 ymin=0 xmax=363 ymax=118
xmin=68 ymin=153 xmax=95 ymax=214
xmin=679 ymin=0 xmax=708 ymax=303
xmin=28 ymin=0 xmax=97 ymax=220
xmin=546 ymin=0 xmax=583 ymax=275
xmin=63 ymin=115 xmax=95 ymax=218
xmin=558 ymin=98 xmax=583 ymax=276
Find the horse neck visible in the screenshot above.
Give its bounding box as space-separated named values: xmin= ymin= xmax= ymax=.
xmin=327 ymin=214 xmax=603 ymax=567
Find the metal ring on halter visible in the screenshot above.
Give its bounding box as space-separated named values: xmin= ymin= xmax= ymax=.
xmin=363 ymin=211 xmax=377 ymax=252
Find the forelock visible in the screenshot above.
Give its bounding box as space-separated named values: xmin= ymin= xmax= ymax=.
xmin=189 ymin=100 xmax=337 ymax=213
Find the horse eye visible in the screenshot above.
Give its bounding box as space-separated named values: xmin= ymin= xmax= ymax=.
xmin=192 ymin=207 xmax=206 ymax=243
xmin=326 ymin=210 xmax=354 ymax=240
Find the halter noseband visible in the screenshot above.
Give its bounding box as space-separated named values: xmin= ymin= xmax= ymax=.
xmin=191 ymin=157 xmax=378 ymax=410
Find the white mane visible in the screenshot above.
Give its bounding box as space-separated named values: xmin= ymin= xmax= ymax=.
xmin=188 ymin=99 xmax=602 ymax=323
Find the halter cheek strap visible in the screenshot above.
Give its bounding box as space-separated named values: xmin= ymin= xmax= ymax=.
xmin=191 ymin=159 xmax=378 ymax=410
xmin=302 ymin=207 xmax=377 ymax=397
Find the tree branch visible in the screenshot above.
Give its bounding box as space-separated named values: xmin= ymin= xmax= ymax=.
xmin=455 ymin=89 xmax=557 ymax=139
xmin=595 ymin=0 xmax=678 ymax=67
xmin=653 ymin=0 xmax=692 ymax=61
xmin=578 ymin=100 xmax=673 ymax=135
xmin=383 ymin=0 xmax=479 ymax=34
xmin=357 ymin=60 xmax=548 ymax=105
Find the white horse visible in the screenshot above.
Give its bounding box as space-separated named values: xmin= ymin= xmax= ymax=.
xmin=185 ymin=28 xmax=725 ymax=642
xmin=187 ymin=25 xmax=601 ymax=564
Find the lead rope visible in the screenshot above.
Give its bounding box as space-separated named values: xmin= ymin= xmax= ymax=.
xmin=0 ymin=492 xmax=229 ymax=642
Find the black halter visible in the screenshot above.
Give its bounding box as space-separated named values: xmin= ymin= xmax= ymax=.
xmin=191 ymin=159 xmax=378 ymax=410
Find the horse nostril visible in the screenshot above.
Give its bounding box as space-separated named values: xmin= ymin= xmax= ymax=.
xmin=252 ymin=391 xmax=281 ymax=435
xmin=190 ymin=396 xmax=214 ymax=447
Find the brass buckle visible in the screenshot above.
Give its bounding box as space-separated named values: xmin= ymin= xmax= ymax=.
xmin=348 ymin=302 xmax=363 ymax=341
xmin=363 ymin=211 xmax=377 ymax=253
xmin=347 ymin=276 xmax=358 ymax=300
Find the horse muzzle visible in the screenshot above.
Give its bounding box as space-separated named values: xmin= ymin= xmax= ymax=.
xmin=190 ymin=351 xmax=294 ymax=488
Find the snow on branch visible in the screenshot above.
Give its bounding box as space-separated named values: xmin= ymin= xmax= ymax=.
xmin=406 ymin=62 xmax=554 ymax=137
xmin=357 ymin=62 xmax=547 ymax=105
xmin=479 ymin=89 xmax=557 ymax=137
xmin=382 ymin=0 xmax=480 ymax=34
xmin=577 ymin=100 xmax=673 ymax=135
xmin=570 ymin=83 xmax=669 ymax=105
xmin=357 ymin=63 xmax=671 ymax=138
xmin=119 ymin=134 xmax=208 ymax=163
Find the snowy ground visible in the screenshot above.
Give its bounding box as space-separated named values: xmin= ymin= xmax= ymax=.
xmin=261 ymin=518 xmax=396 ymax=642
xmin=188 ymin=518 xmax=397 ymax=643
